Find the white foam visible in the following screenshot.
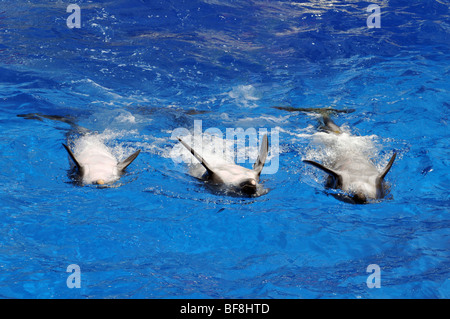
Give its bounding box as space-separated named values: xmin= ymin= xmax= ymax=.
xmin=169 ymin=133 xmax=235 ymax=166
xmin=302 ymin=125 xmax=381 ymax=170
xmin=73 ymin=130 xmax=137 ymax=162
xmin=168 ymin=131 xmax=278 ymax=178
xmin=227 ymin=84 xmax=260 ymax=108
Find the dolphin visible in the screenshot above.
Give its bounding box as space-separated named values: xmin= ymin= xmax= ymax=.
xmin=177 ymin=134 xmax=269 ymax=195
xmin=18 ymin=113 xmax=141 ymax=186
xmin=273 ymin=108 xmax=396 ymax=203
xmin=305 ymin=114 xmax=396 ymax=203
xmin=62 ymin=142 xmax=140 ymax=186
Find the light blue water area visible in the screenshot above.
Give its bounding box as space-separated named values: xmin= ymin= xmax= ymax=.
xmin=0 ymin=0 xmax=449 ymax=298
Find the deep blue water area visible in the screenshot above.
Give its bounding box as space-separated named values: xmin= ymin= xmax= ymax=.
xmin=0 ymin=0 xmax=449 ymax=298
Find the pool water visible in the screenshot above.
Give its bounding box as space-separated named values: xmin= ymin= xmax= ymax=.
xmin=0 ymin=0 xmax=448 ymax=298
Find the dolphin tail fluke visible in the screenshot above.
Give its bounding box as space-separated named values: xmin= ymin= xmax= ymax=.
xmin=19 ymin=113 xmax=77 ymax=126
xmin=303 ymin=160 xmax=341 ymax=180
xmin=273 ymin=106 xmax=351 ymax=134
xmin=19 ymin=113 xmax=89 ymax=134
xmin=62 ymin=143 xmax=82 ymax=170
xmin=273 ymin=106 xmax=355 ymax=115
xmin=253 ymin=134 xmax=268 ymax=176
xmin=320 ymin=114 xmax=342 ymax=134
xmin=177 ymin=137 xmax=214 ymax=176
xmin=17 ymin=113 xmax=44 ymax=121
xmin=117 ymin=150 xmax=141 ymax=171
xmin=379 ymin=152 xmax=397 ymax=180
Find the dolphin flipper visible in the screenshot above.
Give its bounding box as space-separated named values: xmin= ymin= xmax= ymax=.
xmin=117 ymin=150 xmax=141 ymax=171
xmin=303 ymin=160 xmax=341 ymax=180
xmin=253 ymin=134 xmax=268 ymax=176
xmin=379 ymin=152 xmax=397 ymax=180
xmin=177 ymin=137 xmax=214 ymax=176
xmin=62 ymin=143 xmax=82 ymax=170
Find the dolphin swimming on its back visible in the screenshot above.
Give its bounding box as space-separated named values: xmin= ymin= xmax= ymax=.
xmin=62 ymin=142 xmax=140 ymax=185
xmin=275 ymin=107 xmax=397 ymax=203
xmin=177 ymin=134 xmax=269 ymax=196
xmin=18 ymin=113 xmax=141 ymax=186
xmin=308 ymin=114 xmax=396 ymax=203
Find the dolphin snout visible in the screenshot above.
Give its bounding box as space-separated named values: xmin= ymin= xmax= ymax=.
xmin=352 ymin=192 xmax=367 ymax=204
xmin=240 ymin=179 xmax=257 ymax=195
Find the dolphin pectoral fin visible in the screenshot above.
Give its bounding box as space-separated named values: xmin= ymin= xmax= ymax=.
xmin=303 ymin=160 xmax=340 ymax=179
xmin=62 ymin=143 xmax=82 ymax=170
xmin=177 ymin=137 xmax=214 ymax=176
xmin=117 ymin=150 xmax=141 ymax=171
xmin=379 ymin=152 xmax=397 ymax=180
xmin=253 ymin=134 xmax=269 ymax=176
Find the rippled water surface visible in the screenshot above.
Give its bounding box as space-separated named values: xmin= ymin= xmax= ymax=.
xmin=0 ymin=0 xmax=449 ymax=298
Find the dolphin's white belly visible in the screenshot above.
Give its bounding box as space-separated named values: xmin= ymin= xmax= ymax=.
xmin=210 ymin=164 xmax=257 ymax=186
xmin=76 ymin=147 xmax=119 ymax=184
xmin=334 ymin=156 xmax=379 ymax=175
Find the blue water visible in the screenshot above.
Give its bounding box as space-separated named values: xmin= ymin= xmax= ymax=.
xmin=0 ymin=0 xmax=449 ymax=299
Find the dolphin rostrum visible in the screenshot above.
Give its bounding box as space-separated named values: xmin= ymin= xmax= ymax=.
xmin=177 ymin=134 xmax=269 ymax=195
